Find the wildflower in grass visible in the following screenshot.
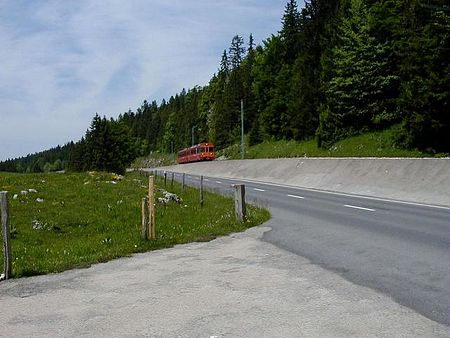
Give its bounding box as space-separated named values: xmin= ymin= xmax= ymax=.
xmin=32 ymin=219 xmax=46 ymax=230
xmin=102 ymin=238 xmax=112 ymax=245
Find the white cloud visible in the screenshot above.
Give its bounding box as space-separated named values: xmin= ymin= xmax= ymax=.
xmin=0 ymin=0 xmax=284 ymax=160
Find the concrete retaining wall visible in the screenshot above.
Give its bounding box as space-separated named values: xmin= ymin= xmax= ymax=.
xmin=156 ymin=158 xmax=450 ymax=207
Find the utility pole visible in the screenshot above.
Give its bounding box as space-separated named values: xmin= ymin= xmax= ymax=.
xmin=241 ymin=99 xmax=244 ymax=160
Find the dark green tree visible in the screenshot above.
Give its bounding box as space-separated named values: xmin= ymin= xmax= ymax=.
xmin=318 ymin=0 xmax=400 ymax=146
xmin=395 ymin=2 xmax=450 ymax=152
xmin=229 ymin=35 xmax=246 ymax=70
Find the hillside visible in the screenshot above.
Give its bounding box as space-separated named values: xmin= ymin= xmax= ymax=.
xmin=1 ymin=0 xmax=448 ymax=173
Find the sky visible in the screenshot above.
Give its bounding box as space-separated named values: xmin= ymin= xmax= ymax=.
xmin=0 ymin=0 xmax=286 ymax=161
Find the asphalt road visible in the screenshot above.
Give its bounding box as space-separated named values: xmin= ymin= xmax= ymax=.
xmin=173 ymin=172 xmax=450 ymax=325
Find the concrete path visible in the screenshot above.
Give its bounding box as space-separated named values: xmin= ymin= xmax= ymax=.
xmin=1 ymin=225 xmax=447 ymax=337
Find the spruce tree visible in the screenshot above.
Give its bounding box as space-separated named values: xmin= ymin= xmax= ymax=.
xmin=229 ymin=35 xmax=246 ymax=70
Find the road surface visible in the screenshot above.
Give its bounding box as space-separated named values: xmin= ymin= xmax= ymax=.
xmin=175 ymin=172 xmax=450 ymax=325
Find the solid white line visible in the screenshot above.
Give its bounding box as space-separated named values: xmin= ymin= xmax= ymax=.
xmin=287 ymin=194 xmax=304 ymax=199
xmin=344 ymin=204 xmax=375 ymax=212
xmin=216 ymin=181 xmax=222 ymax=184
xmin=254 ymin=188 xmax=265 ymax=192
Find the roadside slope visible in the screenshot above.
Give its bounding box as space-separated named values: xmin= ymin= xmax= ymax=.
xmin=156 ymin=158 xmax=450 ymax=207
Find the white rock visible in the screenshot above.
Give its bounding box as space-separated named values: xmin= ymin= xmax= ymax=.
xmin=28 ymin=189 xmax=37 ymax=193
xmin=20 ymin=190 xmax=28 ymax=195
xmin=36 ymin=198 xmax=44 ymax=203
xmin=13 ymin=194 xmax=18 ymax=200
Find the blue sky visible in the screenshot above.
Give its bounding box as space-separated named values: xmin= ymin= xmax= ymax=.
xmin=0 ymin=0 xmax=287 ymax=161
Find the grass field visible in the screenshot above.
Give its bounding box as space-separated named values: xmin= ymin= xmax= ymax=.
xmin=0 ymin=171 xmax=269 ymax=278
xmin=217 ymin=127 xmax=443 ymax=160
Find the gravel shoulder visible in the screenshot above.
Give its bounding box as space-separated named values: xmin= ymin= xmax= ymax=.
xmin=0 ymin=225 xmax=447 ymax=337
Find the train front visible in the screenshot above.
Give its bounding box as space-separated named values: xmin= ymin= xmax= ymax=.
xmin=200 ymin=143 xmax=215 ymax=161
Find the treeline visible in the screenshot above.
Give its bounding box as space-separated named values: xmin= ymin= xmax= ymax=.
xmin=2 ymin=0 xmax=448 ymax=173
xmin=113 ymin=0 xmax=450 ymax=154
xmin=68 ymin=115 xmax=148 ymax=174
xmin=0 ymin=143 xmax=73 ymax=173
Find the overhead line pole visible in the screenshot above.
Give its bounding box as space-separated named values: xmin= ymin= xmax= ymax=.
xmin=241 ymin=99 xmax=244 ymax=160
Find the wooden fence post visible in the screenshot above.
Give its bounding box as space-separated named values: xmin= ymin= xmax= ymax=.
xmin=234 ymin=184 xmax=246 ymax=222
xmin=148 ymin=176 xmax=156 ymax=240
xmin=171 ymin=172 xmax=174 ymax=189
xmin=200 ymin=175 xmax=204 ymax=206
xmin=164 ymin=171 xmax=167 ymax=187
xmin=1 ymin=191 xmax=12 ymax=280
xmin=141 ymin=197 xmax=149 ymax=240
xmin=182 ymin=173 xmax=185 ymax=191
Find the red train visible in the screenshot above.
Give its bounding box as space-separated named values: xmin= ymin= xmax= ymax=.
xmin=177 ymin=143 xmax=215 ymax=164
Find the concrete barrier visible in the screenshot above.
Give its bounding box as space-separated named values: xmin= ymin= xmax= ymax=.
xmin=155 ymin=158 xmax=450 ymax=207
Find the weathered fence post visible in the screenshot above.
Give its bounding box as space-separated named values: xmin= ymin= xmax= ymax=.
xmin=164 ymin=171 xmax=167 ymax=187
xmin=141 ymin=197 xmax=149 ymax=240
xmin=1 ymin=191 xmax=12 ymax=280
xmin=200 ymin=176 xmax=204 ymax=206
xmin=234 ymin=184 xmax=246 ymax=222
xmin=182 ymin=173 xmax=185 ymax=191
xmin=171 ymin=172 xmax=174 ymax=189
xmin=148 ymin=176 xmax=156 ymax=240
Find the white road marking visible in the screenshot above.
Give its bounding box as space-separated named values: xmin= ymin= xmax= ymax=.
xmin=145 ymin=171 xmax=448 ymax=210
xmin=254 ymin=188 xmax=265 ymax=192
xmin=344 ymin=204 xmax=375 ymax=212
xmin=287 ymin=194 xmax=304 ymax=199
xmin=216 ymin=181 xmax=222 ymax=184
xmin=234 ymin=178 xmax=450 ymax=210
xmin=204 ymin=178 xmax=209 ymax=181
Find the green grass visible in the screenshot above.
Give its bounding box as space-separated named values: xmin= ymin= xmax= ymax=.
xmin=218 ymin=127 xmax=443 ymax=159
xmin=0 ymin=171 xmax=269 ymax=278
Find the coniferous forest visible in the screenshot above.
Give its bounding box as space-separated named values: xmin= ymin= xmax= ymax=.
xmin=1 ymin=0 xmax=449 ymax=174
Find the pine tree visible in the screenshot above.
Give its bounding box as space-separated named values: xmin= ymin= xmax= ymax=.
xmin=229 ymin=35 xmax=246 ymax=70
xmin=219 ymin=50 xmax=230 ymax=79
xmin=317 ymin=0 xmax=400 ymax=146
xmin=280 ymin=0 xmax=301 ymax=63
xmin=395 ymin=2 xmax=450 ymax=152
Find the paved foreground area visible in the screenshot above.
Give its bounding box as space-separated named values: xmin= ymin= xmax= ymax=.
xmin=0 ymin=225 xmax=447 ymax=337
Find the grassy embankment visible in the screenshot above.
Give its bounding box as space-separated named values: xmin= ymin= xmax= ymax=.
xmin=131 ymin=151 xmax=177 ymax=169
xmin=218 ymin=127 xmax=447 ymax=160
xmin=130 ymin=127 xmax=446 ymax=166
xmin=0 ymin=171 xmax=269 ymax=278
